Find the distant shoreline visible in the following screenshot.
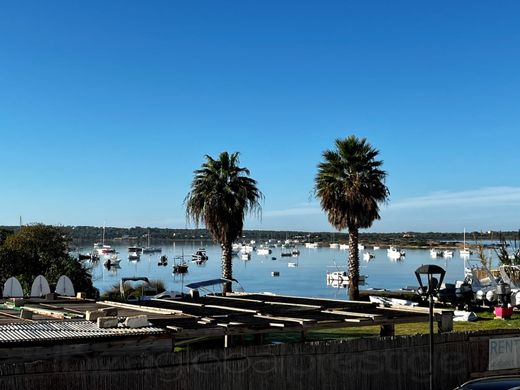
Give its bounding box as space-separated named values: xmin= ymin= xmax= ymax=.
xmin=2 ymin=225 xmax=517 ymax=251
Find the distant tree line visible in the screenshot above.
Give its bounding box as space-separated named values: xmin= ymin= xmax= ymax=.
xmin=2 ymin=226 xmax=517 ymax=247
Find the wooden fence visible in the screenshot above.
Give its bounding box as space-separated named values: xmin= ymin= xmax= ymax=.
xmin=0 ymin=329 xmax=516 ymax=390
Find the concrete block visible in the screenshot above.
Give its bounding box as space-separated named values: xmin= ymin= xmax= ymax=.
xmin=85 ymin=310 xmax=103 ymax=321
xmin=76 ymin=292 xmax=87 ymax=299
xmin=97 ymin=316 xmax=119 ymax=328
xmin=124 ymin=315 xmax=149 ymax=328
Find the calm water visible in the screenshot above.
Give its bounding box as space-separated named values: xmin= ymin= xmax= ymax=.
xmin=79 ymin=242 xmax=500 ymax=299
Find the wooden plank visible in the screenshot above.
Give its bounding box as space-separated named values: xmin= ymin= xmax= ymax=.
xmin=21 ymin=306 xmax=65 ymax=319
xmin=205 ymin=304 xmax=258 ymax=314
xmin=323 ymin=309 xmax=383 ymax=318
xmin=254 ymin=314 xmax=315 ymax=325
xmin=99 ymin=301 xmax=191 ymax=316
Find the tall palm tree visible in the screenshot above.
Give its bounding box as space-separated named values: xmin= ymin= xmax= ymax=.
xmin=185 ymin=152 xmax=262 ymax=293
xmin=315 ymin=136 xmax=389 ymax=300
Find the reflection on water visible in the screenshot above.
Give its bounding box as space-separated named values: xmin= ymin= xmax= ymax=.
xmin=78 ymin=243 xmax=495 ymax=299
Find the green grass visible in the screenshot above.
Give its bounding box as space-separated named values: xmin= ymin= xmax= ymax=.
xmin=264 ymin=311 xmax=520 ymax=344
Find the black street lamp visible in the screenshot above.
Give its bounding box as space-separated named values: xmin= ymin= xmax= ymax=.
xmin=415 ymin=264 xmax=446 ymax=390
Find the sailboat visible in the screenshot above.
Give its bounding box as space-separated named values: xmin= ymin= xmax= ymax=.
xmin=172 ymin=247 xmax=189 ymax=274
xmin=142 ymin=229 xmax=162 ymax=253
xmin=460 ymin=228 xmax=472 ymax=257
xmin=93 ymin=224 xmax=116 ymax=255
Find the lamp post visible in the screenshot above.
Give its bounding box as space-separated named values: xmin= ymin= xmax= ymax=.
xmin=415 ymin=264 xmax=446 ymax=390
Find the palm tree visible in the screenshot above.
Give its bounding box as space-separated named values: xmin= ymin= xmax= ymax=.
xmin=315 ymin=136 xmax=389 ymax=300
xmin=185 ymin=151 xmax=262 ymax=293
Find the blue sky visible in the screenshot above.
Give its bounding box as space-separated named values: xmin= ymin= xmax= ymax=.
xmin=1 ymin=1 xmax=519 ymax=233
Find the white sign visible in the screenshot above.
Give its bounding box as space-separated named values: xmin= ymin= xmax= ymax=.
xmin=489 ymin=337 xmax=520 ymax=370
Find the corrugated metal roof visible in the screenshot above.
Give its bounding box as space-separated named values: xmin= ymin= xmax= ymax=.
xmin=0 ymin=320 xmax=166 ymax=343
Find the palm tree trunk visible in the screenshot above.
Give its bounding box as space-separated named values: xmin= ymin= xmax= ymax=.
xmin=221 ymin=242 xmax=233 ymax=294
xmin=347 ymin=227 xmax=360 ymax=300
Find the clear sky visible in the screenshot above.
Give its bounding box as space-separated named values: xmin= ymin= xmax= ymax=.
xmin=1 ymin=1 xmax=519 ymax=233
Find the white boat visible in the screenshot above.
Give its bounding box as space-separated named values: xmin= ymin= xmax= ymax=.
xmin=107 ymin=254 xmax=121 ymax=264
xmin=192 ymin=249 xmax=208 ymax=263
xmin=288 ymin=262 xmax=298 ymax=267
xmin=387 ymin=246 xmax=405 ymax=258
xmin=128 ymin=251 xmax=141 ymax=261
xmin=94 ymin=243 xmax=116 ymax=255
xmin=373 ymin=246 xmax=380 ymax=250
xmin=239 ymin=244 xmax=254 ymax=253
xmin=430 ymin=248 xmax=441 ymax=258
xmin=128 ymin=246 xmax=143 ymax=254
xmin=326 ymin=271 xmax=367 ymax=284
xmin=443 ymin=250 xmax=454 ymax=258
xmin=94 ymin=225 xmax=116 ymax=255
xmin=363 ymin=252 xmax=375 ymax=261
xmin=305 ymin=242 xmax=319 ymax=249
xmin=339 ymin=244 xmax=349 ymax=250
xmin=460 ymin=248 xmax=472 ymax=257
xmin=358 ymin=244 xmax=365 ymax=250
xmin=241 ymin=252 xmax=251 ymax=261
xmin=257 ymin=247 xmax=272 ymax=255
xmin=329 ymin=243 xmax=340 ymax=249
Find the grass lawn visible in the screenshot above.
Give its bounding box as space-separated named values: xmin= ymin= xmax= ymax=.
xmin=265 ymin=310 xmax=520 ymax=344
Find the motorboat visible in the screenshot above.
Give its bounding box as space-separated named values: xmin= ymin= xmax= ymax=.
xmin=128 ymin=251 xmax=140 ymax=261
xmin=94 ymin=243 xmax=116 ymax=255
xmin=128 ymin=246 xmax=143 ymax=255
xmin=430 ymin=248 xmax=442 ymax=258
xmin=443 ymin=250 xmax=454 ymax=258
xmin=387 ymin=246 xmax=405 ymax=258
xmin=339 ymin=244 xmax=349 ymax=250
xmin=456 ymin=259 xmax=500 ymax=306
xmin=288 ymin=261 xmax=298 ymax=267
xmin=239 ymin=244 xmax=255 ymax=254
xmin=104 ymin=254 xmax=121 ymax=268
xmin=257 ymin=247 xmax=272 ymax=256
xmin=240 ymin=252 xmax=251 ymax=261
xmin=305 ymin=242 xmax=318 ymax=249
xmin=460 ymin=248 xmax=472 ymax=257
xmin=363 ymin=252 xmax=375 ymax=261
xmin=291 ymin=249 xmax=300 ymax=256
xmin=329 ymin=243 xmax=340 ymax=249
xmin=158 ymin=255 xmax=168 ymax=266
xmin=326 ymin=271 xmax=367 ymax=284
xmin=192 ymin=249 xmax=208 ymax=264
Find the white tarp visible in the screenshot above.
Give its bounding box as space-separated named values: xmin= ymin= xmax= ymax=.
xmin=489 ymin=337 xmax=520 ymax=370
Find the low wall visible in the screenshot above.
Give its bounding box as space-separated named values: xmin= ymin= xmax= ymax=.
xmin=0 ymin=329 xmax=515 ymax=390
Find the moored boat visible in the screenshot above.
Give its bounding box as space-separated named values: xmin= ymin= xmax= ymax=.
xmin=192 ymin=249 xmax=208 ymax=264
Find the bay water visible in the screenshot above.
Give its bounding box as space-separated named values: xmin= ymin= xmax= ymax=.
xmin=79 ymin=242 xmax=500 ymax=299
